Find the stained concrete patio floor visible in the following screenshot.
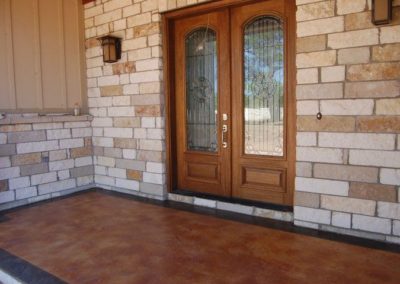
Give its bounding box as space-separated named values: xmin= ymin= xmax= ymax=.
xmin=0 ymin=190 xmax=399 ymax=283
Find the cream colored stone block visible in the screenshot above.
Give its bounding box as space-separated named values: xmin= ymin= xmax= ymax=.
xmin=104 ymin=128 xmax=133 ymax=138
xmin=352 ymin=214 xmax=391 ymax=234
xmin=320 ymin=99 xmax=374 ymax=115
xmin=135 ymin=58 xmax=162 ymax=72
xmin=130 ymin=70 xmax=162 ymax=83
xmin=296 ymin=1 xmax=335 ymax=22
xmin=297 ymin=50 xmax=336 ymax=68
xmin=297 ymin=68 xmax=318 ymax=84
xmin=107 ymin=107 xmax=135 ymax=117
xmin=337 ymin=0 xmax=366 ymax=15
xmin=380 ymin=169 xmax=400 ymax=186
xmin=297 ymin=83 xmax=343 ymax=100
xmin=92 ymin=137 xmax=114 ymax=147
xmin=122 ymin=37 xmax=147 ymax=51
xmin=94 ymin=9 xmax=122 ymax=26
xmin=321 ymin=66 xmax=345 ymax=82
xmin=380 ymin=26 xmax=400 ymax=44
xmin=378 ymin=202 xmax=400 ymax=220
xmin=297 ymin=132 xmax=317 ymax=146
xmin=104 ymin=0 xmax=132 ymax=12
xmin=345 ymin=81 xmax=400 ymax=98
xmin=318 ymin=133 xmax=395 ymax=150
xmin=297 ymin=147 xmax=343 ymax=163
xmin=294 ymin=206 xmax=331 ymax=225
xmin=322 ymin=195 xmax=376 ymax=216
xmin=127 ymin=13 xmax=152 ymax=27
xmin=128 ymin=48 xmax=152 ymax=61
xmin=97 ymin=156 xmax=116 ymax=167
xmin=142 ymin=0 xmax=159 ymax=12
xmin=123 ymin=84 xmax=140 ymax=95
xmin=123 ymin=4 xmax=141 ymax=18
xmin=98 ymin=76 xmax=120 ymax=87
xmin=85 ymin=5 xmax=103 ymax=19
xmin=376 ymin=99 xmax=400 ymax=115
xmin=338 ymin=47 xmax=370 ymax=64
xmin=332 ymin=212 xmax=351 ymax=228
xmin=296 ymin=177 xmax=349 ymax=196
xmin=297 ymin=101 xmax=319 ymax=115
xmin=349 ymin=150 xmax=400 ymax=168
xmin=297 ymin=17 xmax=344 ymax=37
xmin=328 ymin=29 xmax=379 ymax=49
xmin=112 ymin=96 xmax=131 ymax=106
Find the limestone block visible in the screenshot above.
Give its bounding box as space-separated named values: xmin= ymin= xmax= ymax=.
xmin=321 ymin=66 xmax=345 ymax=82
xmin=380 ymin=168 xmax=400 ymax=186
xmin=328 ymin=29 xmax=378 ymax=49
xmin=376 ymin=98 xmax=400 ymax=115
xmin=297 ymin=83 xmax=343 ymax=100
xmin=296 ymin=0 xmax=335 ymax=22
xmin=31 ymin=172 xmax=57 ymax=186
xmin=349 ymin=150 xmax=400 ymax=168
xmin=349 ymin=182 xmax=397 ymax=202
xmin=17 ymin=141 xmax=59 ymax=154
xmin=296 ymin=50 xmax=336 ymax=68
xmin=116 ymin=178 xmax=139 ymax=190
xmin=352 ymin=214 xmax=391 ymax=234
xmin=47 ymin=129 xmax=71 ymax=140
xmin=320 ymin=99 xmax=374 ymax=115
xmin=321 ymin=195 xmax=376 ymax=215
xmin=314 ymin=164 xmax=378 ymax=183
xmin=8 ymin=131 xmax=46 ymax=143
xmin=347 ymin=63 xmax=400 ymax=81
xmin=332 ymin=212 xmax=351 ymax=228
xmin=338 ymin=47 xmax=370 ymax=64
xmin=296 ymin=177 xmax=349 ymax=196
xmin=356 ymin=116 xmax=400 ymax=133
xmin=294 ymin=191 xmax=320 ymax=208
xmin=9 ymin=176 xmax=30 ymax=190
xmin=294 ymin=206 xmax=331 ymax=225
xmin=318 ymin=133 xmax=395 ymax=150
xmin=297 ymin=68 xmax=318 ymax=84
xmin=11 ymin=153 xmax=41 ymax=166
xmin=337 ymin=0 xmax=366 ymax=15
xmin=297 ymin=17 xmax=344 ymax=37
xmin=297 ymin=147 xmax=343 ymax=163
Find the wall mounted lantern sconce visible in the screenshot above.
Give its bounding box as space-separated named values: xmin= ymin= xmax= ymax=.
xmin=372 ymin=0 xmax=392 ymax=25
xmin=98 ymin=35 xmax=121 ymax=63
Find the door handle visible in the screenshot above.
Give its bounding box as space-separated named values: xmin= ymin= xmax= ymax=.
xmin=222 ymin=124 xmax=228 ymax=149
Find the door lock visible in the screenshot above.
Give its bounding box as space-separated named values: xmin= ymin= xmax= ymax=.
xmin=222 ymin=124 xmax=228 ymax=148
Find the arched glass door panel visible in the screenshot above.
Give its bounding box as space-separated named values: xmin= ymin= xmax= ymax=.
xmin=243 ymin=16 xmax=284 ymax=156
xmin=185 ymin=28 xmax=218 ymax=152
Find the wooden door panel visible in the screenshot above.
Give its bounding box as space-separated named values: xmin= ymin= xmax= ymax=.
xmin=174 ymin=10 xmax=231 ymax=197
xmin=231 ymin=0 xmax=295 ymax=205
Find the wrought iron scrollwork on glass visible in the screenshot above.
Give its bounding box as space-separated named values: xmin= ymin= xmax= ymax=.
xmin=243 ymin=16 xmax=284 ymax=156
xmin=185 ymin=28 xmax=218 ymax=152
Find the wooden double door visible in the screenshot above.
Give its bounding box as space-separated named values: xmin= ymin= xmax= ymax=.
xmin=170 ymin=0 xmax=295 ymax=206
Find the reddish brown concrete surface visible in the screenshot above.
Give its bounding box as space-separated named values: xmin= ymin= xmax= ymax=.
xmin=0 ymin=191 xmax=399 ymax=283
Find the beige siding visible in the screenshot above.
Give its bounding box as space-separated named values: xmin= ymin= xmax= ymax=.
xmin=0 ymin=0 xmax=86 ymax=112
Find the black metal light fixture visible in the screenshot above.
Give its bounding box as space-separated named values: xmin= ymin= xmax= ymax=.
xmin=372 ymin=0 xmax=392 ymax=25
xmin=98 ymin=35 xmax=121 ymax=63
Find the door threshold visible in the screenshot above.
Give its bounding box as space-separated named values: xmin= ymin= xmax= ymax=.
xmin=169 ymin=189 xmax=293 ymax=222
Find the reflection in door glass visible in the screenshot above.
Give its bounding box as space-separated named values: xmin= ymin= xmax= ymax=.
xmin=185 ymin=28 xmax=218 ymax=152
xmin=244 ymin=16 xmax=284 ymax=156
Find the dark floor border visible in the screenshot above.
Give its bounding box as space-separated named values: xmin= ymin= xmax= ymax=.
xmin=0 ymin=248 xmax=66 ymax=284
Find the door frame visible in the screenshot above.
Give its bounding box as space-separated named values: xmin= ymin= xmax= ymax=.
xmin=162 ymin=0 xmax=296 ymax=205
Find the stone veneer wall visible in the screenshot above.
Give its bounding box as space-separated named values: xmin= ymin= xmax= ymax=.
xmin=0 ymin=115 xmax=94 ymax=210
xmin=294 ymin=0 xmax=400 ymax=244
xmin=84 ymin=0 xmax=210 ymax=200
xmin=70 ymin=0 xmax=399 ymax=243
